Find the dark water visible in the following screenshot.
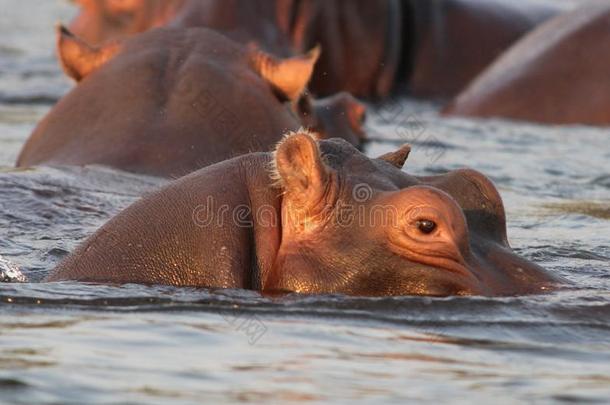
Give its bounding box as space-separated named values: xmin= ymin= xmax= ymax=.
xmin=0 ymin=1 xmax=609 ymax=404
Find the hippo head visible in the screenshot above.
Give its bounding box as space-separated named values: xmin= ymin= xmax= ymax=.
xmin=18 ymin=26 xmax=324 ymax=176
xmin=296 ymin=92 xmax=367 ymax=148
xmin=69 ymin=0 xmax=182 ymax=44
xmin=265 ymin=132 xmax=560 ymax=296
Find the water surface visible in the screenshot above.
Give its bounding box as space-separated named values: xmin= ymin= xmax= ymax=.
xmin=0 ymin=1 xmax=609 ymax=404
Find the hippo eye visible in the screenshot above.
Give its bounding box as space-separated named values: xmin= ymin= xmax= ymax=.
xmin=416 ymin=219 xmax=437 ymax=234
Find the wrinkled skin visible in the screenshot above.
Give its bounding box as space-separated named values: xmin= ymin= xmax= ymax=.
xmin=17 ymin=27 xmax=364 ymax=177
xmin=68 ymin=0 xmax=565 ymax=99
xmin=445 ymin=1 xmax=610 ymax=125
xmin=46 ymin=133 xmax=561 ymax=296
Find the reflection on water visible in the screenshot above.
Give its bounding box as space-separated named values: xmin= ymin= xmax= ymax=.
xmin=543 ymin=202 xmax=610 ymax=220
xmin=0 ymin=0 xmax=608 ymax=404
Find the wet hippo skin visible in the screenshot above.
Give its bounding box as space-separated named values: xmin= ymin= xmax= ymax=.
xmin=46 ymin=132 xmax=562 ymax=297
xmin=17 ymin=26 xmax=364 ymax=177
xmin=445 ymin=1 xmax=610 ymax=125
xmin=68 ymin=0 xmax=566 ymax=99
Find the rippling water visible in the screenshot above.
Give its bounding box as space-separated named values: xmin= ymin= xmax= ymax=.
xmin=0 ymin=1 xmax=609 ymax=404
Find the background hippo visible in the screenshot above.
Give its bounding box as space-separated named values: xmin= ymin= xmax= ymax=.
xmin=68 ymin=0 xmax=566 ymax=99
xmin=46 ymin=132 xmax=561 ymax=296
xmin=69 ymin=0 xmax=185 ymax=45
xmin=17 ymin=26 xmax=363 ymax=177
xmin=296 ymin=92 xmax=367 ymax=148
xmin=445 ymin=1 xmax=610 ymax=125
xmin=403 ymin=0 xmax=568 ymax=98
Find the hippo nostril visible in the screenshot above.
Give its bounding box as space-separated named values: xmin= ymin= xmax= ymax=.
xmin=417 ymin=219 xmax=437 ymax=234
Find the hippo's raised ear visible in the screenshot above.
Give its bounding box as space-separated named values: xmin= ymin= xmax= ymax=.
xmin=56 ymin=24 xmax=121 ymax=81
xmin=272 ymin=130 xmax=330 ymax=221
xmin=250 ymin=46 xmax=321 ymax=101
xmin=377 ymin=144 xmax=411 ymax=169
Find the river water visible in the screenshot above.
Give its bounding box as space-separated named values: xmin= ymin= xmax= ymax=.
xmin=0 ymin=1 xmax=609 ymax=404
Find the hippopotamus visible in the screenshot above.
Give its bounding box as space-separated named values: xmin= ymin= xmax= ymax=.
xmin=403 ymin=0 xmax=568 ymax=98
xmin=70 ymin=0 xmax=295 ymax=53
xmin=46 ymin=131 xmax=561 ymax=296
xmin=296 ymin=92 xmax=367 ymax=148
xmin=69 ymin=0 xmax=184 ymax=45
xmin=68 ymin=0 xmax=400 ymax=97
xmin=68 ymin=0 xmax=566 ymax=99
xmin=17 ymin=26 xmax=365 ymax=177
xmin=445 ymin=1 xmax=610 ymax=125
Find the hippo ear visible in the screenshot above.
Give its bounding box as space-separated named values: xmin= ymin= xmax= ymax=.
xmin=377 ymin=144 xmax=411 ymax=169
xmin=56 ymin=24 xmax=121 ymax=81
xmin=250 ymin=46 xmax=321 ymax=101
xmin=272 ymin=129 xmax=329 ymax=208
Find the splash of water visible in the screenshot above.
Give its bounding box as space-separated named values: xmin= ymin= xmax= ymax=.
xmin=0 ymin=254 xmax=27 ymax=282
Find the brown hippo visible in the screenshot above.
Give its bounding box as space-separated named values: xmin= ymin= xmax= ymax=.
xmin=68 ymin=0 xmax=566 ymax=99
xmin=68 ymin=0 xmax=399 ymax=97
xmin=17 ymin=26 xmax=364 ymax=177
xmin=296 ymin=92 xmax=367 ymax=148
xmin=70 ymin=0 xmax=295 ymax=54
xmin=445 ymin=1 xmax=610 ymax=125
xmin=69 ymin=0 xmax=185 ymax=45
xmin=403 ymin=0 xmax=568 ymax=98
xmin=46 ymin=131 xmax=561 ymax=296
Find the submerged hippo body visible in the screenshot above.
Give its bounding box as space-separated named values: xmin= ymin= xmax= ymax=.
xmin=68 ymin=0 xmax=565 ymax=99
xmin=403 ymin=0 xmax=566 ymax=98
xmin=69 ymin=0 xmax=400 ymax=98
xmin=70 ymin=0 xmax=294 ymax=52
xmin=46 ymin=132 xmax=561 ymax=296
xmin=445 ymin=1 xmax=610 ymax=125
xmin=17 ymin=26 xmax=363 ymax=177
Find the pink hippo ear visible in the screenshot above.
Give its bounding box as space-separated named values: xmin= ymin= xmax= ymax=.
xmin=272 ymin=129 xmax=332 ymax=233
xmin=56 ymin=24 xmax=121 ymax=81
xmin=273 ymin=129 xmax=327 ymax=194
xmin=377 ymin=144 xmax=411 ymax=169
xmin=250 ymin=45 xmax=321 ymax=101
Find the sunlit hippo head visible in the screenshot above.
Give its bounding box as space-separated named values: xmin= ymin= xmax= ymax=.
xmin=69 ymin=0 xmax=184 ymax=45
xmin=266 ymin=133 xmax=560 ymax=296
xmin=46 ymin=131 xmax=561 ymax=297
xmin=16 ymin=26 xmax=364 ymax=177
